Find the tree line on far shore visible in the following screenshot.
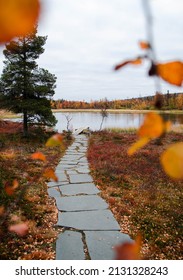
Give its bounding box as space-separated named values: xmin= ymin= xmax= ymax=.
xmin=51 ymin=92 xmax=183 ymax=111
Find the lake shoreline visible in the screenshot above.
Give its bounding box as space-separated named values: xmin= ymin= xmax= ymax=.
xmin=52 ymin=108 xmax=183 ymax=114
xmin=1 ymin=109 xmax=183 ymax=119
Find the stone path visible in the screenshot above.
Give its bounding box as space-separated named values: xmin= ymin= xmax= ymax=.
xmin=47 ymin=134 xmax=132 ymax=260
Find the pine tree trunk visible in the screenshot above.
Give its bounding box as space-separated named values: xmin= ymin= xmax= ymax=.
xmin=23 ymin=110 xmax=28 ymax=137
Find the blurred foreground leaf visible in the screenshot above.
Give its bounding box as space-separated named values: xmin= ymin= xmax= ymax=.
xmin=161 ymin=142 xmax=183 ymax=179
xmin=0 ymin=0 xmax=40 ymax=43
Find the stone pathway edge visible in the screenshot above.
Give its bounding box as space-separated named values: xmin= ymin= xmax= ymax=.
xmin=47 ymin=134 xmax=133 ymax=260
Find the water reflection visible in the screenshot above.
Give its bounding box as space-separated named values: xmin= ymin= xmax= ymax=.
xmin=54 ymin=112 xmax=183 ymax=132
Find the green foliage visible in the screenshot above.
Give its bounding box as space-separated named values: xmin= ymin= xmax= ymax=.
xmin=0 ymin=28 xmax=57 ymax=136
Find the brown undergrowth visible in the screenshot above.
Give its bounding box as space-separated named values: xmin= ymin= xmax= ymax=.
xmin=87 ymin=131 xmax=183 ymax=260
xmin=0 ymin=121 xmax=72 ymax=260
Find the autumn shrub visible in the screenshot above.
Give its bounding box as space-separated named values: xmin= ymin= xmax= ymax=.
xmin=0 ymin=126 xmax=71 ymax=259
xmin=88 ymin=131 xmax=183 ymax=259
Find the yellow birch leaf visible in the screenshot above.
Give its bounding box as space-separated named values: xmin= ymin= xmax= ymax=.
xmin=46 ymin=134 xmax=63 ymax=147
xmin=128 ymin=137 xmax=149 ymax=155
xmin=0 ymin=0 xmax=40 ymax=43
xmin=161 ymin=142 xmax=183 ymax=179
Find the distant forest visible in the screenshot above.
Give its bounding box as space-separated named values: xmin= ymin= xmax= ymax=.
xmin=51 ymin=91 xmax=183 ymax=110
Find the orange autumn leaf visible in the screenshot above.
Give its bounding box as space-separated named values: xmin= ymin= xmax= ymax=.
xmin=139 ymin=40 xmax=151 ymax=50
xmin=108 ymin=197 xmax=116 ymax=205
xmin=9 ymin=222 xmax=28 ymax=236
xmin=0 ymin=206 xmax=5 ymax=216
xmin=46 ymin=133 xmax=63 ymax=147
xmin=157 ymin=61 xmax=183 ymax=87
xmin=0 ymin=0 xmax=40 ymax=43
xmin=165 ymin=121 xmax=171 ymax=132
xmin=43 ymin=168 xmax=58 ymax=182
xmin=128 ymin=113 xmax=171 ymax=155
xmin=128 ymin=137 xmax=149 ymax=156
xmin=114 ymin=58 xmax=142 ymax=71
xmin=138 ymin=112 xmax=164 ymax=139
xmin=5 ymin=179 xmax=19 ymax=195
xmin=31 ymin=152 xmax=46 ymax=161
xmin=161 ymin=142 xmax=183 ymax=179
xmin=114 ymin=235 xmax=141 ymax=260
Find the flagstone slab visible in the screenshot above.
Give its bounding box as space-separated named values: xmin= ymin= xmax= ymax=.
xmin=76 ymin=167 xmax=90 ymax=174
xmin=55 ymin=172 xmax=68 ymax=182
xmin=79 ymin=159 xmax=88 ymax=164
xmin=56 ymin=164 xmax=75 ymax=170
xmin=66 ymin=170 xmax=79 ymax=175
xmin=62 ymin=155 xmax=81 ymax=161
xmin=56 ymin=195 xmax=108 ymax=212
xmin=57 ymin=210 xmax=120 ymax=231
xmin=58 ymin=160 xmax=78 ymax=165
xmin=47 ymin=187 xmax=60 ymax=198
xmin=69 ymin=174 xmax=93 ymax=183
xmin=47 ymin=181 xmax=69 ymax=187
xmin=59 ymin=183 xmax=100 ymax=196
xmin=61 ymin=156 xmax=78 ymax=160
xmin=47 ymin=182 xmax=62 ymax=188
xmin=56 ymin=231 xmax=85 ymax=260
xmin=84 ymin=231 xmax=133 ymax=260
xmin=59 ymin=161 xmax=78 ymax=166
xmin=64 ymin=152 xmax=78 ymax=155
xmin=67 ymin=149 xmax=77 ymax=152
xmin=77 ymin=162 xmax=89 ymax=167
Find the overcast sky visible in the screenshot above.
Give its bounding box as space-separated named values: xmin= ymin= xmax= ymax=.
xmin=0 ymin=0 xmax=183 ymax=101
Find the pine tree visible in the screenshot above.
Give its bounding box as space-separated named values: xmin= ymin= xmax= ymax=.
xmin=0 ymin=28 xmax=57 ymax=136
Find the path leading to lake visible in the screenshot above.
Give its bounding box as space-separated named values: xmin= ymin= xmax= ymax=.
xmin=47 ymin=134 xmax=132 ymax=260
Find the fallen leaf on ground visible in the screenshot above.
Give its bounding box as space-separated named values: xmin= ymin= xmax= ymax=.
xmin=0 ymin=206 xmax=5 ymax=216
xmin=31 ymin=152 xmax=46 ymax=161
xmin=9 ymin=222 xmax=29 ymax=236
xmin=4 ymin=179 xmax=19 ymax=195
xmin=43 ymin=168 xmax=58 ymax=182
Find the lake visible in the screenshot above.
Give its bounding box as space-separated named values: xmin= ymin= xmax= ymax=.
xmin=54 ymin=111 xmax=183 ymax=132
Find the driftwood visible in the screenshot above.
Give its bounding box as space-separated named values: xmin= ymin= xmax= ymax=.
xmin=73 ymin=127 xmax=91 ymax=136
